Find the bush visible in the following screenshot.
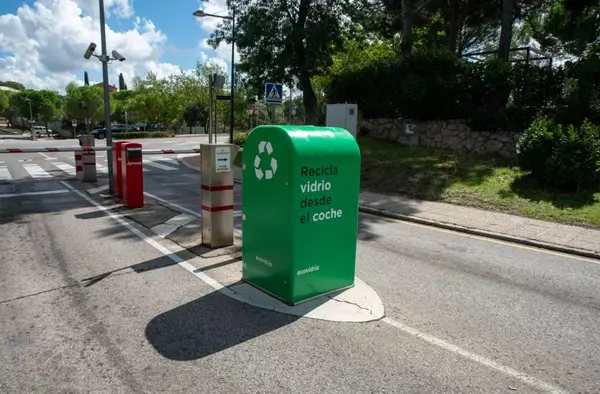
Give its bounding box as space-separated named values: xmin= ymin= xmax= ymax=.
xmin=517 ymin=117 xmax=600 ymax=191
xmin=114 ymin=131 xmax=173 ymax=139
xmin=232 ymin=131 xmax=249 ymax=146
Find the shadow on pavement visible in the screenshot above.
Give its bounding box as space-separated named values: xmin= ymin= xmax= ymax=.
xmin=358 ymin=214 xmax=385 ymax=242
xmin=145 ymin=289 xmax=300 ymax=361
xmin=81 ymin=253 xmax=182 ymax=287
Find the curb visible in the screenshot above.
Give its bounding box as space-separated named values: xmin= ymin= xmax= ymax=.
xmin=359 ymin=205 xmax=600 ymax=261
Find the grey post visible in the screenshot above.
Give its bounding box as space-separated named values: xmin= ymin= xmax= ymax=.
xmin=229 ymin=6 xmax=235 ymax=144
xmin=99 ymin=0 xmax=114 ymax=194
xmin=209 ymin=76 xmax=213 ymax=144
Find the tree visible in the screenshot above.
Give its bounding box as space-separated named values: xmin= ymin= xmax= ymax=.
xmin=0 ymin=90 xmax=8 ymax=115
xmin=84 ymin=72 xmax=90 ymax=86
xmin=499 ymin=0 xmax=514 ymax=61
xmin=12 ymin=90 xmax=45 ymax=124
xmin=38 ymin=90 xmax=63 ymax=131
xmin=0 ymin=81 xmax=25 ymax=91
xmin=528 ymin=0 xmax=600 ymax=58
xmin=3 ymin=93 xmax=21 ymax=127
xmin=183 ymin=103 xmax=207 ymax=133
xmin=119 ymin=73 xmax=128 ymax=90
xmin=65 ymin=82 xmax=110 ymax=131
xmin=208 ymin=0 xmax=348 ymax=125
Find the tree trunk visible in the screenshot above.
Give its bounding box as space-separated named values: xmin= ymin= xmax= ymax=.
xmin=447 ymin=0 xmax=460 ymax=54
xmin=401 ymin=0 xmax=412 ymax=57
xmin=300 ymin=71 xmax=318 ymax=125
xmin=45 ymin=120 xmax=49 ymax=135
xmin=294 ymin=0 xmax=317 ymax=125
xmin=498 ymin=0 xmax=513 ymax=61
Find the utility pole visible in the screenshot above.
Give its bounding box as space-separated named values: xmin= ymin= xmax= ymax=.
xmin=99 ymin=0 xmax=114 ymax=194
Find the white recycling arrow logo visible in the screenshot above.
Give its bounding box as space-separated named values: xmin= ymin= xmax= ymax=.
xmin=254 ymin=140 xmax=277 ymax=180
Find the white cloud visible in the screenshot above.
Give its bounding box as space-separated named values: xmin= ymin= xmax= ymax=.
xmin=0 ymin=0 xmax=191 ymax=93
xmin=199 ymin=39 xmax=240 ymax=65
xmin=194 ymin=0 xmax=239 ymax=69
xmin=75 ymin=0 xmax=134 ymax=19
xmin=195 ymin=0 xmax=229 ymax=33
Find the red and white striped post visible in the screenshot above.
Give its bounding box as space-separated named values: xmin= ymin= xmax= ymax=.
xmin=82 ymin=150 xmax=97 ymax=182
xmin=75 ymin=152 xmax=83 ymax=180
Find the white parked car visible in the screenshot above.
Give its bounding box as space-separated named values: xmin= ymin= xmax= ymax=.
xmin=33 ymin=126 xmax=52 ymax=135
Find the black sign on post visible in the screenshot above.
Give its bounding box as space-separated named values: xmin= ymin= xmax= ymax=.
xmin=216 ymin=95 xmax=231 ymax=101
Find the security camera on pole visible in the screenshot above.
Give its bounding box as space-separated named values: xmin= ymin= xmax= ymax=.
xmin=82 ymin=0 xmax=127 ymax=195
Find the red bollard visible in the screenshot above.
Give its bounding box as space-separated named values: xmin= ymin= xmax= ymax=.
xmin=121 ymin=142 xmax=144 ymax=208
xmin=112 ymin=141 xmax=128 ymax=197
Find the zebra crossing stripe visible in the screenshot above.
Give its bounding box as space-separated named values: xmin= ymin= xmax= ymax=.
xmin=143 ymin=160 xmax=177 ymax=171
xmin=23 ymin=164 xmax=52 ymax=178
xmin=53 ymin=162 xmax=76 ymax=176
xmin=149 ymin=156 xmax=178 ymax=165
xmin=0 ymin=166 xmax=12 ymax=181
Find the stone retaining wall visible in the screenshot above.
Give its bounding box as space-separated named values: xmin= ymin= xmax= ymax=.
xmin=360 ymin=118 xmax=520 ymax=157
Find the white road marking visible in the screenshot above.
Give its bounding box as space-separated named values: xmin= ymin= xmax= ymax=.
xmin=64 ymin=180 xmax=570 ymax=392
xmin=38 ymin=152 xmax=55 ymax=160
xmin=52 ymin=161 xmax=76 ymax=176
xmin=143 ymin=191 xmax=242 ymax=237
xmin=0 ymin=166 xmax=12 ymax=181
xmin=23 ymin=164 xmax=52 ymax=178
xmin=0 ymin=189 xmax=70 ymax=199
xmin=96 ymin=163 xmax=108 ymax=174
xmin=18 ymin=159 xmax=32 ymax=162
xmin=151 ymin=213 xmax=195 ymax=238
xmin=87 ymin=185 xmax=109 ymax=194
xmin=143 ymin=160 xmax=177 ymax=171
xmin=148 ymin=156 xmax=179 ymax=165
xmin=61 ymin=181 xmax=226 ymax=293
xmin=382 ymin=317 xmax=567 ymax=394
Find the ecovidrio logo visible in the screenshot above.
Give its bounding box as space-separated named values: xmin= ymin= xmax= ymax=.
xmin=254 ymin=140 xmax=278 ymax=180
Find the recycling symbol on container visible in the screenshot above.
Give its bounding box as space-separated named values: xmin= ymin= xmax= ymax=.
xmin=254 ymin=140 xmax=277 ymax=180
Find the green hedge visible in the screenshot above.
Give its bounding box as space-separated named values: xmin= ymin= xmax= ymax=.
xmin=113 ymin=131 xmax=173 ymax=139
xmin=517 ymin=117 xmax=600 ymax=191
xmin=327 ymin=49 xmax=599 ymax=132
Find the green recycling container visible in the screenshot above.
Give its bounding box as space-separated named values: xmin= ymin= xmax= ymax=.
xmin=241 ymin=125 xmax=361 ymax=305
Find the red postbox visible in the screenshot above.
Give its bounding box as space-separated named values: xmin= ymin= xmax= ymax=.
xmin=112 ymin=141 xmax=128 ymax=197
xmin=121 ymin=142 xmax=144 ymax=208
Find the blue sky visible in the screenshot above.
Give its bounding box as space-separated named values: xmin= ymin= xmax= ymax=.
xmin=0 ymin=0 xmax=233 ymax=91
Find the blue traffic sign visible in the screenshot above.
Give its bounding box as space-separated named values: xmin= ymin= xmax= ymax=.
xmin=265 ymin=83 xmax=283 ymax=105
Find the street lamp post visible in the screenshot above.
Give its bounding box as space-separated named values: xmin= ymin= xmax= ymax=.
xmin=193 ymin=8 xmax=236 ymax=143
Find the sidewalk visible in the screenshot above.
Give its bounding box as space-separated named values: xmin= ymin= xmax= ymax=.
xmin=179 ymin=154 xmax=600 ymax=259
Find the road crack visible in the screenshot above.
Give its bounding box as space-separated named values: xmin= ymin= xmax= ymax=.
xmin=326 ymin=294 xmax=377 ymax=316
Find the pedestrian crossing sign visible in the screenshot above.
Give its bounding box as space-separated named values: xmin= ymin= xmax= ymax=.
xmin=265 ymin=83 xmax=283 ymax=104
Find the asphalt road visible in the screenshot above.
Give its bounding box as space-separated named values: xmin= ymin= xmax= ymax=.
xmin=1 ymin=137 xmax=600 ymax=393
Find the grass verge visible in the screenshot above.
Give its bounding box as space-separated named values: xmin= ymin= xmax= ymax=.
xmin=360 ymin=138 xmax=600 ymax=228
